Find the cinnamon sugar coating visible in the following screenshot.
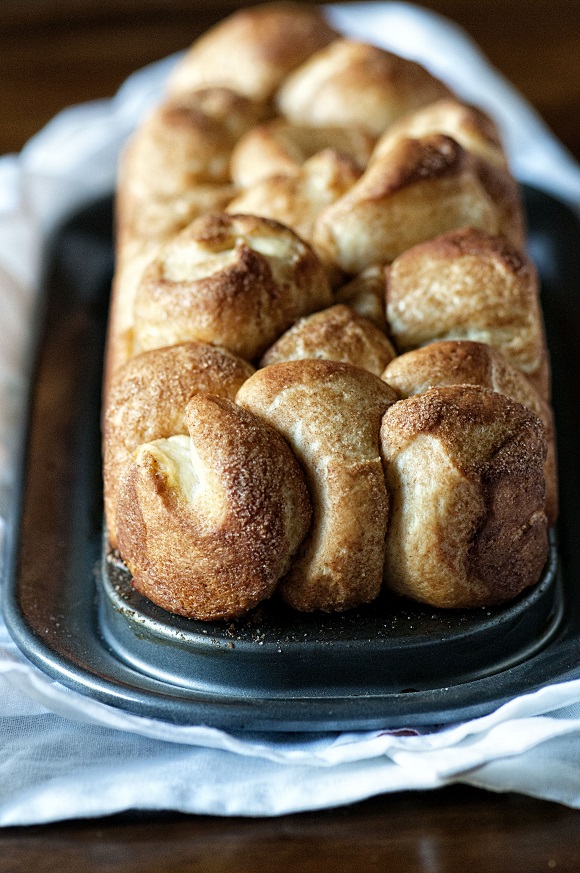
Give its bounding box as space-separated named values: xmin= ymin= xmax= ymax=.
xmin=371 ymin=98 xmax=508 ymax=169
xmin=237 ymin=360 xmax=398 ymax=612
xmin=230 ymin=119 xmax=375 ymax=187
xmin=261 ymin=304 xmax=396 ymax=376
xmin=313 ymin=133 xmax=525 ymax=273
xmin=107 ymin=87 xmax=265 ymax=386
xmin=382 ymin=341 xmax=557 ymax=525
xmin=121 ymin=88 xmax=267 ymax=197
xmin=380 ymin=385 xmax=549 ymax=608
xmin=133 ymin=213 xmax=332 ymax=361
xmin=116 ymin=87 xmax=264 ymax=249
xmin=277 ymin=39 xmax=453 ymax=136
xmin=385 ymin=227 xmax=550 ymax=399
xmin=227 ymin=149 xmax=362 ymax=261
xmin=103 ymin=341 xmax=254 ymax=548
xmin=116 ymin=395 xmax=312 ymax=620
xmin=335 ymin=265 xmax=388 ymax=331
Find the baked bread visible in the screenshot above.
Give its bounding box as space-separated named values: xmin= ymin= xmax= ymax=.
xmin=370 ymin=98 xmax=508 ymax=169
xmin=103 ymin=4 xmax=557 ymax=620
xmin=115 ymin=87 xmax=265 ymax=251
xmin=132 ymin=212 xmax=332 ymax=361
xmin=106 ymin=184 xmax=236 ymax=389
xmin=116 ymin=395 xmax=312 ymax=620
xmin=226 ymin=149 xmax=362 ymax=262
xmin=237 ymin=360 xmax=398 ymax=611
xmin=119 ymin=88 xmax=267 ymax=196
xmin=380 ymin=385 xmax=549 ymax=608
xmin=106 ymin=87 xmax=266 ymax=387
xmin=106 ymin=177 xmax=238 ymax=383
xmin=230 ymin=118 xmax=375 ymax=187
xmin=313 ymin=133 xmax=525 ymax=273
xmin=385 ymin=227 xmax=550 ymax=399
xmin=335 ymin=265 xmax=388 ymax=331
xmin=277 ymin=39 xmax=453 ymax=136
xmin=382 ymin=340 xmax=557 ymax=525
xmin=260 ymin=303 xmax=396 ymax=376
xmin=166 ymin=3 xmax=339 ymax=101
xmin=103 ymin=341 xmax=254 ymax=549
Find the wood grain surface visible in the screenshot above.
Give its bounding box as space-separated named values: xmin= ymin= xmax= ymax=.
xmin=1 ymin=1 xmax=580 ymax=868
xmin=2 ymin=787 xmax=580 ymax=872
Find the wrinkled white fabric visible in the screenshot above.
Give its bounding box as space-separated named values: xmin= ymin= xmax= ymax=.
xmin=1 ymin=3 xmax=580 ymax=825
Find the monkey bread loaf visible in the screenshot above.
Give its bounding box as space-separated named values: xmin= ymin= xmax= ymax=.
xmin=103 ymin=3 xmax=557 ymax=622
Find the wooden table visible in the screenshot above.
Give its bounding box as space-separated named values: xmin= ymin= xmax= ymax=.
xmin=1 ymin=2 xmax=580 ymax=869
xmin=1 ymin=0 xmax=579 ymax=161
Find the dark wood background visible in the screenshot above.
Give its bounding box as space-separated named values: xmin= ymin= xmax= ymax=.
xmin=1 ymin=1 xmax=580 ymax=869
xmin=0 ymin=0 xmax=579 ymax=160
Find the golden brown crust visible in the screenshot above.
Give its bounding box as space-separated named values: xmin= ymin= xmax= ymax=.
xmin=106 ymin=176 xmax=239 ymax=392
xmin=385 ymin=227 xmax=550 ymax=399
xmin=166 ymin=3 xmax=339 ymax=100
xmin=237 ymin=360 xmax=398 ymax=611
xmin=313 ymin=133 xmax=525 ymax=273
xmin=116 ymin=395 xmax=312 ymax=621
xmin=104 ymin=236 xmax=164 ymax=397
xmin=103 ymin=341 xmax=254 ymax=549
xmin=104 ymin=8 xmax=558 ymax=620
xmin=120 ymin=89 xmax=267 ymax=198
xmin=260 ymin=304 xmax=396 ymax=375
xmin=380 ymin=385 xmax=549 ymax=608
xmin=226 ymin=149 xmax=362 ymax=258
xmin=132 ymin=212 xmax=332 ymax=361
xmin=277 ymin=39 xmax=453 ymax=136
xmin=367 ymin=134 xmax=468 ymax=197
xmin=230 ymin=118 xmax=375 ymax=187
xmin=107 ymin=88 xmax=265 ymax=387
xmin=371 ymin=99 xmax=508 ymax=169
xmin=116 ymin=183 xmax=237 ymax=254
xmin=382 ymin=340 xmax=557 ymax=524
xmin=114 ymin=87 xmax=263 ymax=247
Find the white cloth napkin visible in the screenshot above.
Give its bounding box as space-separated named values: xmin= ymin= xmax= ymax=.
xmin=1 ymin=2 xmax=580 ymax=826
